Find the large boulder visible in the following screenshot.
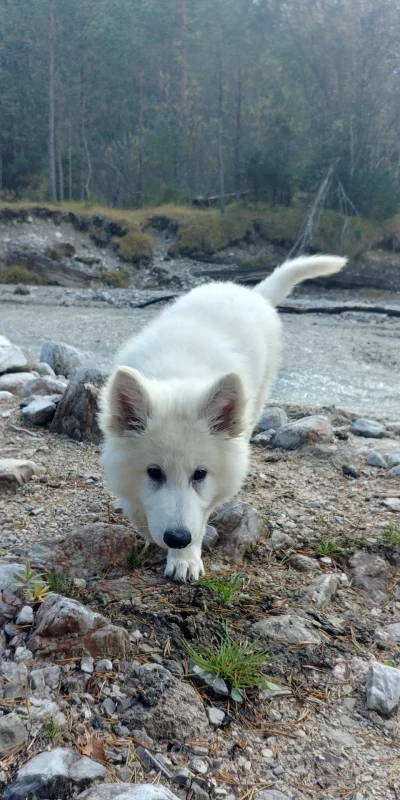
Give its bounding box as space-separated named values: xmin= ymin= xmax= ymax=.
xmin=3 ymin=747 xmax=108 ymax=800
xmin=0 ymin=336 xmax=29 ymax=374
xmin=27 ymin=594 xmax=130 ymax=660
xmin=40 ymin=340 xmax=94 ymax=378
xmin=50 ymin=367 xmax=106 ymax=443
xmin=0 ymin=459 xmax=40 ymax=493
xmin=270 ymin=415 xmax=333 ymax=450
xmin=0 ymin=372 xmax=37 ymax=396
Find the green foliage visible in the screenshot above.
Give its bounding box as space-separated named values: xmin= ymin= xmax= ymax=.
xmin=314 ymin=538 xmax=350 ymax=558
xmin=196 ymin=572 xmax=245 ymax=605
xmin=118 ymin=230 xmax=153 ymax=263
xmin=0 ymin=265 xmax=42 ymax=284
xmin=127 ymin=544 xmax=148 ymax=571
xmin=42 ymin=719 xmax=62 ymax=744
xmin=14 ymin=563 xmax=49 ymax=604
xmin=382 ymin=523 xmax=400 ymax=549
xmin=102 ymin=269 xmax=131 ymax=288
xmin=183 ymin=625 xmax=270 ymax=703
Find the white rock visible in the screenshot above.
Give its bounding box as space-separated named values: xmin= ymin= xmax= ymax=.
xmin=382 ymin=497 xmax=400 ymax=512
xmin=96 ymin=658 xmax=113 ymax=673
xmin=366 ymin=451 xmax=387 ymax=468
xmin=27 ymin=696 xmax=67 ymax=727
xmin=81 ymin=656 xmax=94 ymax=674
xmin=0 ymin=390 xmax=14 ymax=402
xmin=5 ymin=747 xmax=108 ymax=799
xmin=0 ymin=563 xmax=27 ymax=624
xmin=383 ymin=622 xmax=400 ymax=643
xmin=14 ymin=646 xmax=34 ymax=663
xmin=207 ymin=707 xmax=225 ymax=726
xmin=0 ymin=458 xmax=40 ymax=492
xmin=366 ymin=663 xmax=400 ymax=714
xmin=30 ymin=665 xmax=61 ymax=698
xmin=22 ymin=376 xmax=67 ymax=397
xmin=40 ymin=340 xmax=94 ymax=378
xmin=16 ymin=605 xmax=34 ymax=626
xmin=350 ymin=418 xmax=386 ymax=438
xmin=311 ymin=574 xmax=340 ymax=608
xmin=36 ymin=361 xmax=56 ymax=377
xmin=0 ymin=371 xmax=37 ymax=396
xmin=270 ymin=531 xmax=294 ymax=551
xmin=252 ymin=614 xmax=321 ymax=645
xmin=0 ymin=713 xmax=27 ymax=756
xmin=0 ymin=336 xmax=29 ymax=375
xmin=77 ymin=784 xmax=181 ymax=800
xmin=388 ymin=453 xmax=400 ymax=468
xmin=271 ymin=415 xmax=333 ymax=450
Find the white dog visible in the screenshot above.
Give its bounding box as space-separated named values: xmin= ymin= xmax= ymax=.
xmin=99 ymin=254 xmax=346 ymax=581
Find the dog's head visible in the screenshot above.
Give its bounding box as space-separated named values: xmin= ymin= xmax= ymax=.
xmin=99 ymin=366 xmax=248 ymax=550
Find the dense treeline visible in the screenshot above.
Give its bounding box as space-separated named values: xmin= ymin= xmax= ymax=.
xmin=1 ymin=0 xmax=400 ymax=218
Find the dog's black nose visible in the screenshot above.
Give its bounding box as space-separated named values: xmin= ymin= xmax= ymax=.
xmin=163 ymin=528 xmax=192 ymax=549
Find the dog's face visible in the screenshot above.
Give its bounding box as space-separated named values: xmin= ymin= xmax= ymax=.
xmin=99 ymin=367 xmax=249 ymax=550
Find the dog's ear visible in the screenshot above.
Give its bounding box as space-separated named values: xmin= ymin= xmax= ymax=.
xmin=201 ymin=372 xmax=246 ymax=437
xmin=101 ymin=366 xmax=152 ymax=435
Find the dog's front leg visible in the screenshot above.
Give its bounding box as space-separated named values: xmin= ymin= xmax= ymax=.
xmin=164 ymin=542 xmax=204 ymax=583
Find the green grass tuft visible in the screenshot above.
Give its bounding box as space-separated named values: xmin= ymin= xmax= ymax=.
xmin=0 ymin=265 xmax=43 ymax=284
xmin=382 ymin=523 xmax=400 ymax=549
xmin=117 ymin=229 xmax=153 ymax=262
xmin=127 ymin=544 xmax=148 ymax=571
xmin=195 ymin=572 xmax=245 ymax=605
xmin=314 ymin=538 xmax=350 ymax=558
xmin=101 ymin=268 xmax=131 ymax=288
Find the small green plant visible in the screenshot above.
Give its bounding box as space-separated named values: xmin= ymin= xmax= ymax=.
xmin=102 ymin=268 xmax=131 ymax=288
xmin=0 ymin=265 xmax=42 ymax=284
xmin=14 ymin=563 xmax=50 ymax=604
xmin=127 ymin=544 xmax=148 ymax=570
xmin=196 ymin=572 xmax=245 ymax=605
xmin=118 ymin=229 xmax=153 ymax=262
xmin=183 ymin=625 xmax=270 ymax=704
xmin=382 ymin=523 xmax=400 ymax=549
xmin=43 ymin=719 xmax=62 ymax=744
xmin=314 ymin=538 xmax=348 ymax=558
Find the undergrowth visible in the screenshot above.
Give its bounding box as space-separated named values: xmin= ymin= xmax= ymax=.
xmin=101 ymin=268 xmax=131 ymax=288
xmin=382 ymin=523 xmax=400 ymax=549
xmin=196 ymin=572 xmax=245 ymax=605
xmin=127 ymin=544 xmax=148 ymax=570
xmin=0 ymin=265 xmax=42 ymax=284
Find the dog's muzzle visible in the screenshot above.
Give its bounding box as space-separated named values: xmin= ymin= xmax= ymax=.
xmin=163 ymin=528 xmax=192 ymax=549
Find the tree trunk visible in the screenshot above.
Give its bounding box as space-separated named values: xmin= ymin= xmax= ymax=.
xmin=48 ymin=0 xmax=57 ymax=202
xmin=137 ymin=6 xmax=144 ymax=208
xmin=79 ymin=68 xmax=85 ymax=202
xmin=68 ymin=122 xmax=73 ymax=200
xmin=0 ymin=146 xmax=3 ymax=195
xmin=179 ymin=0 xmax=188 ymax=197
xmin=234 ymin=58 xmax=242 ymax=201
xmin=217 ymin=50 xmax=225 ymax=216
xmin=56 ymin=88 xmax=64 ymax=202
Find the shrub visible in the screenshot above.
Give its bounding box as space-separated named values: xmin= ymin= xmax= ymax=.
xmin=118 ymin=229 xmax=152 ymax=263
xmin=0 ymin=265 xmax=42 ymax=284
xmin=102 ymin=269 xmax=131 ymax=288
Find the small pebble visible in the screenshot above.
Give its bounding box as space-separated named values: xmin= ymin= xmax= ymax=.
xmin=16 ymin=606 xmax=34 ymax=626
xmin=81 ymin=656 xmax=94 ymax=674
xmin=96 ymin=658 xmax=113 ymax=673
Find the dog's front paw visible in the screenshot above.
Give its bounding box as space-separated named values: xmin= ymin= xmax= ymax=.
xmin=165 ymin=547 xmax=204 ymax=583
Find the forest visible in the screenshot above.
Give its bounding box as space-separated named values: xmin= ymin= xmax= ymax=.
xmin=1 ymin=0 xmax=400 ymax=220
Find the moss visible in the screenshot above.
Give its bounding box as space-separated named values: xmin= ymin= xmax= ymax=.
xmin=0 ymin=265 xmax=43 ymax=284
xmin=102 ymin=269 xmax=131 ymax=288
xmin=118 ymin=229 xmax=153 ymax=263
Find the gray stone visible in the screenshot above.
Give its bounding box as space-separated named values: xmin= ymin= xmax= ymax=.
xmin=40 ymin=340 xmax=94 ymax=378
xmin=207 ymin=707 xmax=225 ymax=726
xmin=3 ymin=746 xmax=108 ymax=800
xmin=383 ymin=623 xmax=400 ymax=643
xmin=0 ymin=563 xmax=26 ymax=623
xmin=0 ymin=661 xmax=28 ymax=698
xmin=0 ymin=714 xmax=27 ymax=756
xmin=14 ymin=283 xmax=30 ymax=295
xmin=30 ymin=665 xmax=61 ymax=698
xmin=366 ymin=664 xmax=400 ymax=714
xmin=102 ymin=698 xmax=116 ymax=717
xmin=252 ymin=614 xmax=321 ymax=645
xmin=0 ymin=459 xmax=39 ymax=493
xmin=0 ymin=336 xmax=29 ymax=375
xmin=349 ymin=551 xmax=388 ymax=605
xmin=22 ymin=376 xmax=67 ymax=397
xmin=388 ymin=453 xmax=400 ymax=468
xmin=189 ymin=757 xmax=209 ymax=775
xmin=254 ymin=792 xmax=290 ymax=800
xmin=81 ymin=656 xmax=94 ymax=674
xmin=210 ymin=500 xmax=265 ymax=561
xmin=289 ymin=553 xmax=320 ymax=572
xmin=16 ymin=605 xmax=34 ymax=626
xmin=77 ymin=785 xmax=181 ymax=800
xmin=310 ymin=574 xmax=340 ymax=608
xmin=254 ymin=407 xmax=288 ymax=434
xmin=36 ymin=361 xmax=56 ymax=377
xmin=0 ymin=371 xmax=37 ymax=396
xmin=50 ymin=367 xmax=106 ymax=443
xmin=350 ymin=418 xmax=386 ymax=438
xmin=191 ymin=663 xmax=229 ymax=697
xmin=383 ymin=497 xmax=400 ymax=512
xmin=271 ymin=415 xmax=333 ymax=450
xmin=270 ymin=531 xmax=294 ymax=552
xmin=202 ymin=525 xmax=219 ymax=551
xmin=21 ymin=396 xmax=58 ymax=426
xmin=121 ymin=663 xmax=209 ymax=739
xmin=366 ymin=451 xmax=387 ymax=468
xmin=0 ymin=390 xmax=14 ymax=401
xmin=27 ymin=697 xmax=67 ymax=727
xmin=251 ymin=432 xmax=273 ymax=447
xmin=389 ymin=465 xmax=400 ymax=479
xmin=96 ymin=658 xmax=113 ymax=673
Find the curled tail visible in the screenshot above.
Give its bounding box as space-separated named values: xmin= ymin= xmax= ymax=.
xmin=254 ymin=254 xmax=347 ymax=307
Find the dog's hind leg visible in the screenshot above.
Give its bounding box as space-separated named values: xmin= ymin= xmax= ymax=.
xmin=164 ymin=542 xmax=205 ymax=582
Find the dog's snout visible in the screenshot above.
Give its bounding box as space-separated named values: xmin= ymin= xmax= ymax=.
xmin=163 ymin=528 xmax=192 ymax=549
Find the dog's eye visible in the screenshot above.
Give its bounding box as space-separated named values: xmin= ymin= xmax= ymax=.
xmin=192 ymin=469 xmax=207 ymax=482
xmin=147 ymin=466 xmax=165 ymax=482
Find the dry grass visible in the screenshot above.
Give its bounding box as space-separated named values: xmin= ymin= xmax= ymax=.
xmin=117 ymin=229 xmax=152 ymax=263
xmin=0 ymin=265 xmax=43 ymax=284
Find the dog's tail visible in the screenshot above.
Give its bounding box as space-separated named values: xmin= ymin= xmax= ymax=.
xmin=253 ymin=254 xmax=347 ymax=307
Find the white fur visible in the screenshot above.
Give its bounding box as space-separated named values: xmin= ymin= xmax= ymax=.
xmin=99 ymin=254 xmax=347 ymax=580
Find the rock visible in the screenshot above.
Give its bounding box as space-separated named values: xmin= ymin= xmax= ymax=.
xmin=16 ymin=606 xmax=34 ymax=626
xmin=3 ymin=746 xmax=108 ymax=800
xmin=0 ymin=336 xmax=29 ymax=374
xmin=388 ymin=453 xmax=400 ymax=468
xmin=333 ymin=656 xmax=371 ymax=685
xmin=349 ymin=551 xmax=388 ymax=605
xmin=27 ymin=594 xmax=130 ymax=660
xmin=270 ymin=531 xmax=294 ymax=551
xmin=96 ymin=658 xmax=113 ymax=673
xmin=202 ymin=525 xmax=219 ymax=551
xmin=0 ymin=371 xmax=37 ymax=396
xmin=30 ymin=665 xmax=61 ymax=697
xmin=350 ymin=418 xmax=386 ymax=438
xmin=0 ymin=714 xmax=27 ymax=756
xmin=209 ymin=500 xmax=265 ymax=561
xmin=251 ymin=432 xmax=274 ymax=447
xmin=14 ymin=646 xmax=34 ymax=663
xmin=254 ymin=792 xmax=290 ymax=800
xmin=366 ymin=664 xmax=400 ymax=714
xmin=77 ymin=785 xmax=181 ymax=800
xmin=252 ymin=614 xmax=321 ymax=645
xmin=27 ymin=696 xmax=67 ymax=727
xmin=271 ymin=415 xmax=333 ymax=450
xmin=383 ymin=623 xmax=400 ymax=643
xmin=311 ymin=574 xmax=340 ymax=608
xmin=40 ymin=340 xmax=94 ymax=378
xmin=36 ymin=361 xmax=56 ymax=377
xmin=21 ymin=395 xmax=58 ymax=426
xmin=383 ymin=498 xmax=400 ymax=512
xmin=366 ymin=451 xmax=387 ymax=468
xmin=22 ymin=376 xmax=67 ymax=397
xmin=120 ymin=663 xmax=209 ymax=739
xmin=0 ymin=390 xmax=14 ymax=401
xmin=0 ymin=661 xmax=28 ymax=698
xmin=189 ymin=757 xmax=208 ymax=775
xmin=50 ymin=367 xmax=106 ymax=443
xmin=0 ymin=563 xmax=26 ymax=624
xmin=207 ymin=707 xmax=225 ymax=726
xmin=14 ymin=283 xmax=30 ymax=295
xmin=342 ymin=464 xmax=359 ymax=478
xmin=29 ymin=523 xmax=141 ymax=578
xmin=289 ymin=554 xmax=320 ymax=572
xmin=389 ymin=465 xmax=400 ymax=479
xmin=102 ymin=698 xmax=116 ymax=717
xmin=254 ymin=407 xmax=288 ymax=434
xmin=81 ymin=656 xmax=94 ymax=674
xmin=0 ymin=459 xmax=39 ymax=492
xmin=191 ymin=664 xmax=229 ymax=697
